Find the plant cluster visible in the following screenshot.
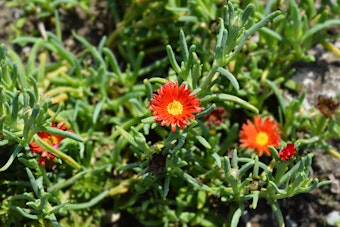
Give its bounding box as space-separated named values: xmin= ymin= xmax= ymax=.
xmin=1 ymin=0 xmax=340 ymax=226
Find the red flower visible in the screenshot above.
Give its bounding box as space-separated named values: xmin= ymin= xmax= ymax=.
xmin=278 ymin=144 xmax=296 ymax=161
xmin=205 ymin=107 xmax=227 ymax=126
xmin=239 ymin=116 xmax=281 ymax=156
xmin=148 ymin=81 xmax=203 ymax=132
xmin=29 ymin=121 xmax=72 ymax=168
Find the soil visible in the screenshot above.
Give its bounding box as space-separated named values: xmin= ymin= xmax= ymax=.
xmin=1 ymin=1 xmax=340 ymax=226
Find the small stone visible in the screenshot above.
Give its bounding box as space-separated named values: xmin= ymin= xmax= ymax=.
xmin=329 ymin=174 xmax=340 ymax=194
xmin=330 ymin=180 xmax=340 ymax=194
xmin=327 ymin=211 xmax=340 ymax=226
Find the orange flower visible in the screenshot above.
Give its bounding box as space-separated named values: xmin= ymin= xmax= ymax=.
xmin=149 ymin=81 xmax=203 ymax=132
xmin=29 ymin=121 xmax=72 ymax=168
xmin=239 ymin=116 xmax=281 ymax=156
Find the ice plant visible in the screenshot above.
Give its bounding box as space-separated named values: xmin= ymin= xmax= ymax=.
xmin=29 ymin=121 xmax=72 ymax=167
xmin=278 ymin=143 xmax=296 ymax=161
xmin=205 ymin=107 xmax=227 ymax=126
xmin=148 ymin=81 xmax=203 ymax=132
xmin=239 ymin=116 xmax=281 ymax=156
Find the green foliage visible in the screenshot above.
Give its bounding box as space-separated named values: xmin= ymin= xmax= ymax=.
xmin=5 ymin=0 xmax=91 ymax=40
xmin=1 ymin=0 xmax=339 ymax=226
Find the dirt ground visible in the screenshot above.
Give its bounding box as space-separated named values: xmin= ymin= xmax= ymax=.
xmin=1 ymin=1 xmax=340 ymax=226
xmin=276 ymin=42 xmax=340 ymax=226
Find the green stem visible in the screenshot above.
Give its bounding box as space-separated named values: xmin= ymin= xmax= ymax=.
xmin=199 ymin=65 xmax=218 ymax=93
xmin=273 ymin=160 xmax=289 ymax=185
xmin=64 ymin=191 xmax=108 ymax=210
xmin=270 ymin=201 xmax=284 ymax=227
xmin=0 ymin=145 xmax=22 ymax=171
xmin=326 ymin=147 xmax=340 ymax=160
xmin=34 ymin=135 xmax=81 ymax=170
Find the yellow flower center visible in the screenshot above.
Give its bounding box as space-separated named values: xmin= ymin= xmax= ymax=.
xmin=167 ymin=100 xmax=183 ymax=116
xmin=256 ymin=132 xmax=269 ymax=146
xmin=43 ymin=135 xmax=59 ymax=147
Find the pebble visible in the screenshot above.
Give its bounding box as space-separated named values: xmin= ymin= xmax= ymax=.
xmin=327 ymin=211 xmax=340 ymax=226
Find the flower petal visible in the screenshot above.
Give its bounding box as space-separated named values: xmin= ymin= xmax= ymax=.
xmin=239 ymin=116 xmax=281 ymax=156
xmin=149 ymin=81 xmax=203 ymax=131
